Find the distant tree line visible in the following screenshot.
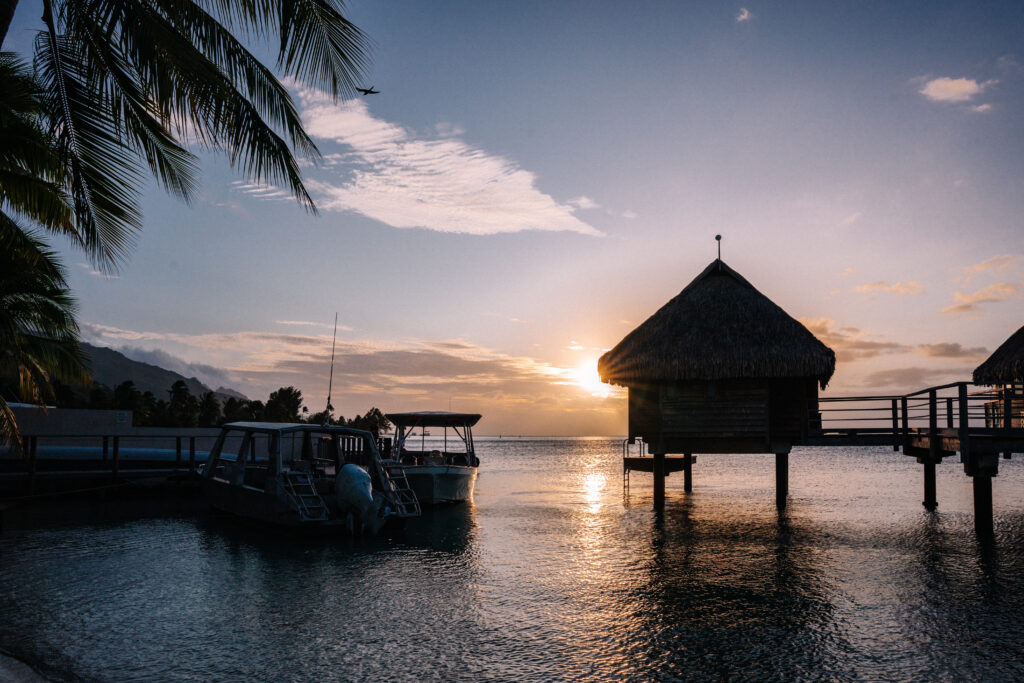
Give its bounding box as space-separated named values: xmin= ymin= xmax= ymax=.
xmin=46 ymin=380 xmax=391 ymax=435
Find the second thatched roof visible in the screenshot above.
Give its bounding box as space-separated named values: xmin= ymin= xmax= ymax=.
xmin=973 ymin=324 xmax=1024 ymax=385
xmin=598 ymin=259 xmax=836 ymax=388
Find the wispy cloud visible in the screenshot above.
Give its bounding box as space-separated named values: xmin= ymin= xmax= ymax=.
xmin=275 ymin=320 xmax=353 ymax=331
xmin=972 ymin=103 xmax=992 ymax=113
xmin=285 ymin=88 xmax=600 ymax=237
xmin=838 ymin=212 xmax=862 ymax=227
xmin=916 ymin=342 xmax=988 ymax=359
xmin=957 ymin=254 xmax=1021 ymax=284
xmin=77 ymin=263 xmax=119 ymax=280
xmin=854 ymin=280 xmax=924 ymax=296
xmin=941 ymin=282 xmax=1018 ymax=315
xmin=568 ymin=196 xmax=599 ymax=210
xmin=736 ymin=8 xmax=753 ymax=22
xmin=800 ymin=318 xmax=911 ymax=361
xmin=862 ymin=366 xmax=972 ymax=390
xmin=841 ymin=267 xmax=857 ymax=277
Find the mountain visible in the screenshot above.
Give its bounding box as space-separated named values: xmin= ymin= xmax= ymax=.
xmin=82 ymin=343 xmax=247 ymax=402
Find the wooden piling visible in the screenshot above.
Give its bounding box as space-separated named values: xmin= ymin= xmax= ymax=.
xmin=776 ymin=452 xmax=789 ymax=510
xmin=683 ymin=453 xmax=693 ymax=493
xmin=923 ymin=460 xmax=937 ymax=511
xmin=973 ymin=474 xmax=994 ymax=540
xmin=653 ymin=452 xmax=666 ymax=508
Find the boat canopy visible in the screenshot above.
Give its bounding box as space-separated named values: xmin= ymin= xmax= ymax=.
xmin=386 ymin=412 xmax=482 ymax=428
xmin=222 ymin=422 xmax=375 ymax=438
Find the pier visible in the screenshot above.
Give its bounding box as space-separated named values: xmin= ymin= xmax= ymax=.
xmin=623 ymin=381 xmax=1024 ymax=538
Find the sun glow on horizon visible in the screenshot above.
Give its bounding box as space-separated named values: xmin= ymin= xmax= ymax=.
xmin=572 ymin=359 xmax=612 ymax=397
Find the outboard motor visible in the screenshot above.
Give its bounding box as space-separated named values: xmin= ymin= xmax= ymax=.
xmin=335 ymin=464 xmax=390 ymax=534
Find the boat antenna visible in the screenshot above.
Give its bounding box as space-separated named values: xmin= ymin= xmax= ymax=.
xmin=325 ymin=312 xmax=338 ymax=425
xmin=716 ymin=234 xmax=722 ymax=260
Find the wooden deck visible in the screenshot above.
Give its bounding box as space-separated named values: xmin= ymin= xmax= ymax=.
xmin=623 ymin=381 xmax=1024 ymax=538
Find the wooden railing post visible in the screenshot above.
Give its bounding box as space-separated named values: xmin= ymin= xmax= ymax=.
xmin=900 ymin=396 xmax=909 ymax=450
xmin=891 ymin=399 xmax=899 ymax=451
xmin=945 ymin=397 xmax=953 ymax=429
xmin=176 ymin=436 xmax=182 ymax=466
xmin=102 ymin=435 xmax=109 ymax=462
xmin=1004 ymin=385 xmax=1013 ymax=459
xmin=189 ymin=436 xmax=196 ymax=473
xmin=958 ymin=383 xmax=970 ymax=463
xmin=26 ymin=436 xmax=37 ymax=495
xmin=112 ymin=436 xmax=120 ymax=479
xmin=924 ymin=390 xmax=939 ymax=511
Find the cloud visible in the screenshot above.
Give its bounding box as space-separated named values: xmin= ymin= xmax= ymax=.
xmin=862 ymin=366 xmax=972 ymax=390
xmin=841 ymin=267 xmax=857 ymax=277
xmin=838 ymin=212 xmax=862 ymax=227
xmin=800 ymin=318 xmax=912 ymax=361
xmin=285 ymin=88 xmax=601 ymax=237
xmin=275 ymin=320 xmax=353 ymax=331
xmin=736 ymin=8 xmax=752 ymax=22
xmin=568 ymin=196 xmax=599 ymax=210
xmin=957 ymin=254 xmax=1021 ymax=284
xmin=972 ymin=103 xmax=992 ymax=113
xmin=116 ymin=346 xmax=234 ymax=390
xmin=77 ymin=263 xmax=120 ymax=280
xmin=941 ymin=282 xmax=1018 ymax=315
xmin=916 ymin=342 xmax=988 ymax=359
xmin=918 ymin=76 xmax=996 ymax=103
xmin=80 ymin=323 xmax=625 ymax=434
xmin=620 ymin=210 xmax=637 ymax=219
xmin=854 ymin=280 xmax=924 ymax=296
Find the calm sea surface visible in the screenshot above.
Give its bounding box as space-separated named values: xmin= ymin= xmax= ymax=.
xmin=3 ymin=438 xmax=1024 ymax=681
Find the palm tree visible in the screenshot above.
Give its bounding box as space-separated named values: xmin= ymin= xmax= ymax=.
xmin=0 ymin=52 xmax=89 ymax=454
xmin=1 ymin=0 xmax=369 ymax=270
xmin=0 ymin=224 xmax=90 ymax=455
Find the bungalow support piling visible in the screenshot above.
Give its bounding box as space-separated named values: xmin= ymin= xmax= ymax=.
xmin=776 ymin=451 xmax=789 ymax=510
xmin=923 ymin=460 xmax=937 ymax=511
xmin=683 ymin=453 xmax=693 ymax=493
xmin=653 ymin=452 xmax=666 ymax=508
xmin=974 ymin=474 xmax=994 ymax=540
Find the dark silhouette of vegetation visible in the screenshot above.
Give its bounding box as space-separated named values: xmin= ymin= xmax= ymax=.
xmin=198 ymin=392 xmax=222 ymax=427
xmin=265 ymin=386 xmax=304 ymax=423
xmin=0 ymin=2 xmax=370 ymax=449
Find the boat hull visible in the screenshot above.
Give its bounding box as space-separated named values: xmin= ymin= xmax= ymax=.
xmin=202 ymin=478 xmax=346 ymax=530
xmin=403 ymin=465 xmax=476 ymax=504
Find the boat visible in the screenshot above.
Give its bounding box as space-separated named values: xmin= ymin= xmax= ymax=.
xmin=386 ymin=411 xmax=482 ymax=504
xmin=200 ymin=422 xmax=420 ymax=533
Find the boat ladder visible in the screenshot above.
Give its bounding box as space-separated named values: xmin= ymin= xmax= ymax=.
xmin=380 ymin=460 xmax=421 ymax=517
xmin=283 ymin=471 xmax=328 ymax=521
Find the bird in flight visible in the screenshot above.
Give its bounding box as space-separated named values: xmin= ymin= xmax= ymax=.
xmin=356 ymin=86 xmax=380 ymax=95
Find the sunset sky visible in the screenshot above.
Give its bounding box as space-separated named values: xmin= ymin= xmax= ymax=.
xmin=7 ymin=1 xmax=1024 ymax=434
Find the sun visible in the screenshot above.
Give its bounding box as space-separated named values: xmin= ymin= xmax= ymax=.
xmin=572 ymin=359 xmax=611 ymax=397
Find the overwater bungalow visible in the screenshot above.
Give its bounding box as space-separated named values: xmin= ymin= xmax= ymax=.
xmin=599 ymin=258 xmax=836 ymax=507
xmin=973 ymin=323 xmax=1024 ymax=428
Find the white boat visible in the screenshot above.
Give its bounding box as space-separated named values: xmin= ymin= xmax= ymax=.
xmin=386 ymin=412 xmax=482 ymax=504
xmin=200 ymin=422 xmax=419 ymax=533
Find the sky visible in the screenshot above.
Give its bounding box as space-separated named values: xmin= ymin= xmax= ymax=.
xmin=6 ymin=1 xmax=1024 ymax=434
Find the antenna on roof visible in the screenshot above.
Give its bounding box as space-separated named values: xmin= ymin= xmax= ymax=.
xmin=324 ymin=312 xmax=338 ymax=426
xmin=715 ymin=234 xmax=722 ymax=261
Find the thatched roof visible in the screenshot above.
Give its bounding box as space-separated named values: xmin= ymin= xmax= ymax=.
xmin=598 ymin=259 xmax=836 ymax=388
xmin=973 ymin=324 xmax=1024 ymax=385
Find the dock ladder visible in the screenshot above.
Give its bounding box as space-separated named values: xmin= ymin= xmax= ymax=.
xmin=283 ymin=471 xmax=328 ymax=521
xmin=379 ymin=460 xmax=421 ymax=517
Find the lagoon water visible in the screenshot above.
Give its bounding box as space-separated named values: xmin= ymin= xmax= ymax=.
xmin=4 ymin=438 xmax=1024 ymax=681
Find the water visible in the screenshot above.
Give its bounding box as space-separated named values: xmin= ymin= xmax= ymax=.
xmin=3 ymin=439 xmax=1024 ymax=681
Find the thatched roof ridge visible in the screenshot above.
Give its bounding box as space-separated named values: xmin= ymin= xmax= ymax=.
xmin=973 ymin=324 xmax=1024 ymax=385
xmin=598 ymin=259 xmax=836 ymax=388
